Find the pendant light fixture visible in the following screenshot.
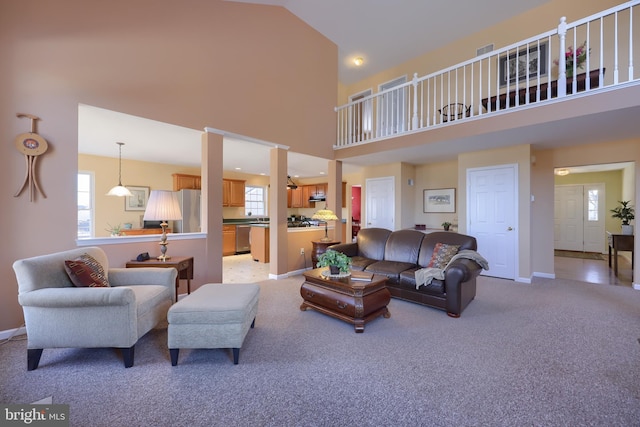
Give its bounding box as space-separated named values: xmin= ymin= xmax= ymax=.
xmin=286 ymin=175 xmax=298 ymax=190
xmin=106 ymin=142 xmax=133 ymax=197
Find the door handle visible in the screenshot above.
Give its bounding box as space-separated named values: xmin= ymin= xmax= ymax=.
xmin=507 ymin=227 xmax=513 ymax=231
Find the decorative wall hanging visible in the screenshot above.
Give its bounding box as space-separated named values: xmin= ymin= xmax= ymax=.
xmin=423 ymin=188 xmax=456 ymax=213
xmin=14 ymin=113 xmax=48 ymax=202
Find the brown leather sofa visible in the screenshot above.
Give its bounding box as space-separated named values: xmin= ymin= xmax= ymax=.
xmin=329 ymin=228 xmax=482 ymax=317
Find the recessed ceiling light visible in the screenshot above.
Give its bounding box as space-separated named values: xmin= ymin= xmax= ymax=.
xmin=235 ymin=167 xmax=241 ymax=171
xmin=353 ymin=57 xmax=364 ymax=66
xmin=556 ymin=169 xmax=570 ymax=176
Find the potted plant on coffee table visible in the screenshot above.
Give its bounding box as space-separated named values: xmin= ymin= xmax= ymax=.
xmin=317 ymin=249 xmax=351 ymax=275
xmin=610 ymin=200 xmax=635 ymax=235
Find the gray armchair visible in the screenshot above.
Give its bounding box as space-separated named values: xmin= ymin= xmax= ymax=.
xmin=12 ymin=246 xmax=176 ymax=370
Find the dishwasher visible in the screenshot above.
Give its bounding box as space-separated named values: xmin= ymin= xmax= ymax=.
xmin=235 ymin=225 xmax=251 ymax=254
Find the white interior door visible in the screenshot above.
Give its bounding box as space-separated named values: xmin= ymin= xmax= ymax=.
xmin=554 ymin=184 xmax=605 ymax=253
xmin=554 ymin=185 xmax=584 ymax=251
xmin=467 ymin=165 xmax=517 ymax=280
xmin=365 ymin=177 xmax=394 ymax=230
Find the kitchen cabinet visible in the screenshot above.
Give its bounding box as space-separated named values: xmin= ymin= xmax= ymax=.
xmin=223 ymin=225 xmax=236 ymax=256
xmin=302 ymin=186 xmax=313 ymax=208
xmin=289 ymin=187 xmax=304 ymax=208
xmin=223 ymin=179 xmax=246 ymax=207
xmin=342 ymin=182 xmax=347 ymax=207
xmin=173 ymin=173 xmax=201 ymax=191
xmin=250 ymin=226 xmax=269 ymax=263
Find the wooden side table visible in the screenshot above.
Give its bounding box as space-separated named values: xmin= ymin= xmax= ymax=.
xmin=311 ymin=240 xmax=340 ymax=268
xmin=607 ymin=232 xmax=634 ymax=277
xmin=125 ymin=256 xmax=193 ymax=301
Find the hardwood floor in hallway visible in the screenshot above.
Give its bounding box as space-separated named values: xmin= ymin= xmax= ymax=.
xmin=554 ymin=252 xmax=633 ymax=287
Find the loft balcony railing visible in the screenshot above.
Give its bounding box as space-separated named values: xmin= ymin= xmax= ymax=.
xmin=335 ymin=1 xmax=639 ymax=148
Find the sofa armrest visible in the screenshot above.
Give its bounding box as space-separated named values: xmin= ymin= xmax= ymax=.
xmin=328 ymin=242 xmax=358 ymax=257
xmin=108 ymin=267 xmax=177 ymax=289
xmin=18 ymin=287 xmax=135 ymax=308
xmin=445 ymin=258 xmax=483 ymax=284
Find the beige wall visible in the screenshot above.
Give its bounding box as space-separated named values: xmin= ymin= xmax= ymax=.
xmin=414 ymin=160 xmax=459 ymax=230
xmin=80 ymin=154 xmax=201 ymax=236
xmin=1 ymin=0 xmax=337 ymax=331
xmin=80 ymin=154 xmax=274 ymax=236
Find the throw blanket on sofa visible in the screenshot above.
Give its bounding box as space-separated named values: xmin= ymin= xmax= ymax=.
xmin=415 ymin=250 xmax=489 ymax=289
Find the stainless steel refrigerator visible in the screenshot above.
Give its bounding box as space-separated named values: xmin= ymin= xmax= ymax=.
xmin=173 ymin=189 xmax=201 ymax=233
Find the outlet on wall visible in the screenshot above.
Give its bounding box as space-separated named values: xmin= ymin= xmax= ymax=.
xmin=300 ymin=248 xmax=305 ymax=255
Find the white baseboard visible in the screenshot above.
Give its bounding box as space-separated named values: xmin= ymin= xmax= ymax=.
xmin=533 ymin=272 xmax=556 ymax=279
xmin=0 ymin=326 xmax=26 ymax=341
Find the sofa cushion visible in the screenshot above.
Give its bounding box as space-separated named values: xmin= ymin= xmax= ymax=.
xmin=382 ymin=229 xmax=424 ymax=264
xmin=355 ymin=228 xmax=392 ymax=260
xmin=427 ymin=243 xmax=460 ymax=269
xmin=64 ymin=253 xmax=110 ymax=288
xmin=349 ymin=256 xmax=377 ymax=271
xmin=399 ymin=269 xmax=445 ymax=294
xmin=364 ymin=260 xmax=417 ymax=284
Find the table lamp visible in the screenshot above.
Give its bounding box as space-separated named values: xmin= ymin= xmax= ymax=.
xmin=312 ymin=208 xmax=339 ymax=242
xmin=143 ymin=190 xmax=183 ymax=260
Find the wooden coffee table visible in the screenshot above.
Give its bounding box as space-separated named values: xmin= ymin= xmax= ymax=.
xmin=300 ymin=268 xmax=391 ymax=333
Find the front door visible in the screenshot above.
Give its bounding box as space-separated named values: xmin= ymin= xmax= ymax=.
xmin=467 ymin=164 xmax=517 ymax=280
xmin=365 ymin=177 xmax=395 ymax=230
xmin=554 ymin=183 xmax=606 ymax=253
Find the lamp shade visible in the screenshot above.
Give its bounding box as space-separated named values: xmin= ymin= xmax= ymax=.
xmin=106 ymin=185 xmax=133 ymax=197
xmin=143 ymin=190 xmax=183 ymax=221
xmin=312 ymin=209 xmax=338 ymax=222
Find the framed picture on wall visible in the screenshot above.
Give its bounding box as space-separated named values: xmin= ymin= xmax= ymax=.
xmin=424 ymin=188 xmax=456 ymax=213
xmin=125 ymin=186 xmax=149 ymax=211
xmin=499 ymin=41 xmax=548 ymax=87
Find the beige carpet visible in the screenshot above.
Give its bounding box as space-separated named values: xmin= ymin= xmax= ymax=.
xmin=2 ymin=274 xmax=639 ymax=426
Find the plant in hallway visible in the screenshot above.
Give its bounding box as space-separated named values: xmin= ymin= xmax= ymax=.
xmin=316 ymin=249 xmax=351 ymax=274
xmin=610 ymin=200 xmax=635 ymax=235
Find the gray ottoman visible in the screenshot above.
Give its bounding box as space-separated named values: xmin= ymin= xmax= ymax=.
xmin=168 ymin=283 xmax=259 ymax=365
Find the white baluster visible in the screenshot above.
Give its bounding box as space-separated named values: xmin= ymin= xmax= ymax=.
xmin=630 ymin=7 xmax=634 ymax=80
xmin=557 ymin=16 xmax=567 ymax=97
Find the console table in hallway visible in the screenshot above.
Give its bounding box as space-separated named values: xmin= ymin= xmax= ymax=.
xmin=481 ymin=69 xmax=604 ymax=112
xmin=607 ymin=232 xmax=634 ymax=277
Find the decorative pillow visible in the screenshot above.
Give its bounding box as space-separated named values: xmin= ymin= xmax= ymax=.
xmin=427 ymin=243 xmax=460 ymax=269
xmin=64 ymin=253 xmax=110 ymax=287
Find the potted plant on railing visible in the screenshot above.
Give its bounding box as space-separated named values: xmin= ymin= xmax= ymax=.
xmin=554 ymin=40 xmax=589 ymax=78
xmin=610 ymin=200 xmax=635 ymax=235
xmin=441 ymin=221 xmax=452 ymax=231
xmin=317 ymin=249 xmax=351 ymax=275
